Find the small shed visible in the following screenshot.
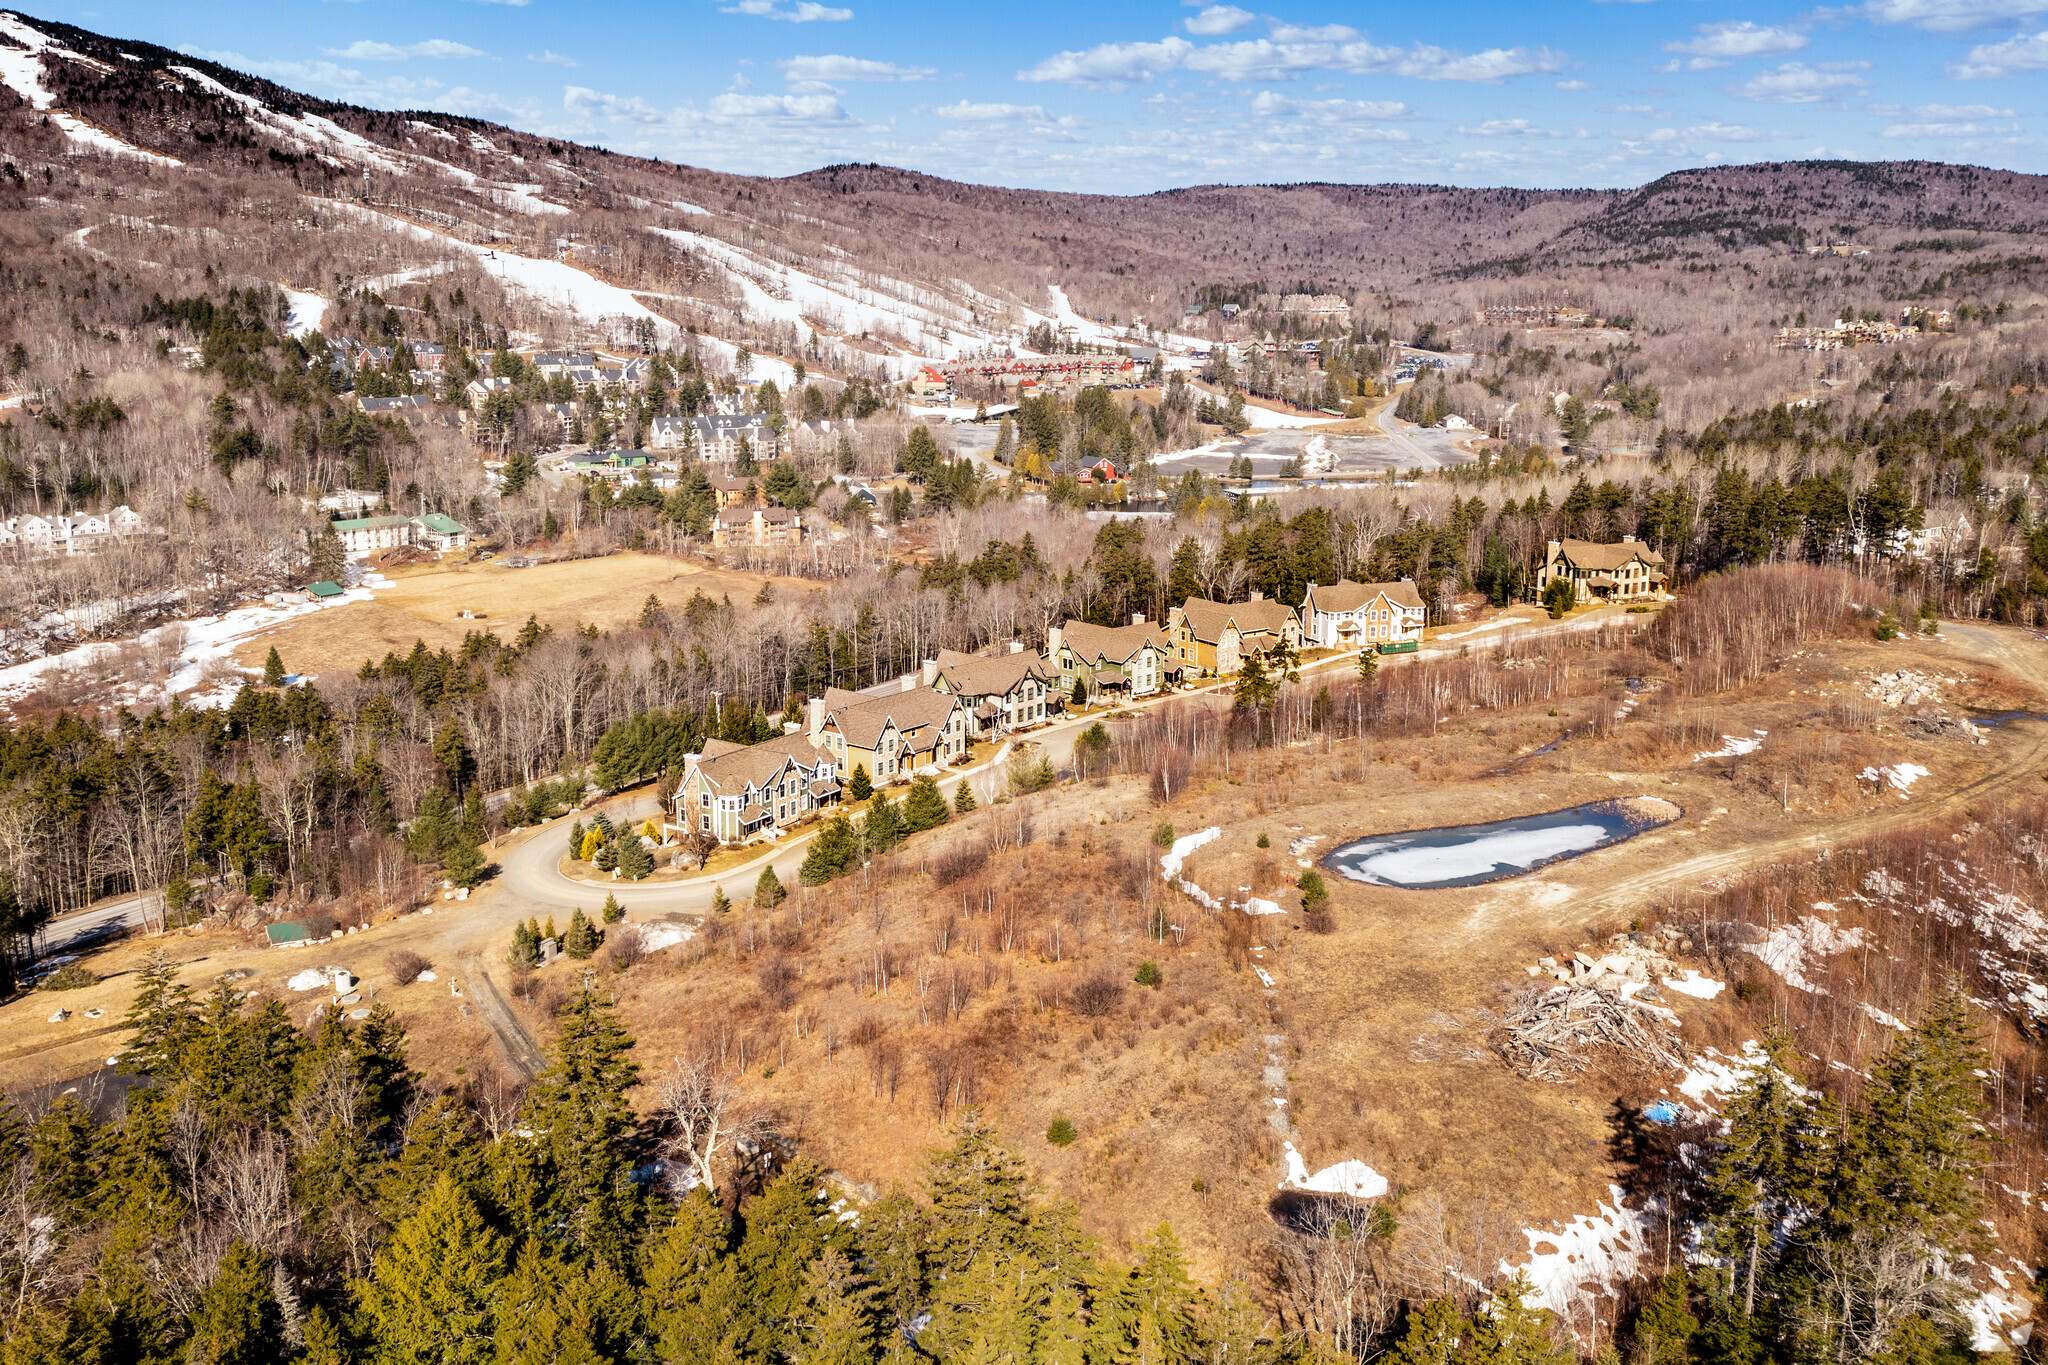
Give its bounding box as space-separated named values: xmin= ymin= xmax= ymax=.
xmin=304 ymin=581 xmax=345 ymax=603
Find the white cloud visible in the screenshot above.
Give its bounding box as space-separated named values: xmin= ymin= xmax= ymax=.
xmin=1020 ymin=31 xmax=1564 ymax=86
xmin=1017 ymin=37 xmax=1194 ymax=89
xmin=1949 ymin=28 xmax=2048 ymax=75
xmin=779 ymin=55 xmax=935 ymax=84
xmin=1664 ymin=20 xmax=1808 ymax=57
xmin=720 ymin=0 xmax=854 ymax=20
xmin=1184 ymin=4 xmax=1254 ymax=35
xmin=1914 ymin=101 xmax=2016 ymax=115
xmin=931 ymin=100 xmax=1049 ymax=121
xmin=1270 ymin=23 xmax=1362 ymax=42
xmin=1249 ymin=90 xmax=1414 ymax=121
xmin=1556 ymin=78 xmax=1595 ymax=89
xmin=528 ymin=50 xmax=578 ymax=67
xmin=707 ymin=91 xmax=848 ymax=119
xmin=322 ymin=39 xmax=487 ymax=60
xmin=1882 ymin=118 xmax=2018 ymax=133
xmin=1733 ymin=61 xmax=1870 ymax=101
xmin=1458 ymin=117 xmax=1563 ymax=136
xmin=1863 ymin=0 xmax=2048 ymax=30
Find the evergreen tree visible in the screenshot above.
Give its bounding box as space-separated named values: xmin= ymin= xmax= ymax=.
xmin=952 ymin=781 xmax=977 ymax=816
xmin=1120 ymin=1223 xmax=1206 ymax=1364
xmin=1466 ymin=1271 xmax=1572 ymax=1365
xmin=567 ymin=819 xmax=585 ymax=863
xmin=491 ymin=1239 xmax=639 ymax=1365
xmin=1392 ymin=1296 xmax=1472 ymax=1365
xmin=262 ymin=647 xmax=286 ymax=686
xmin=862 ymin=795 xmax=901 ymax=853
xmin=186 ymin=1241 xmax=286 ymax=1365
xmin=618 ymin=833 xmax=654 ymax=881
xmin=443 ymin=833 xmax=485 ymax=890
xmin=30 ymin=1093 xmax=99 ymax=1219
xmin=925 ymin=1112 xmax=1035 ymax=1275
xmin=801 ymin=815 xmax=861 ymax=886
xmin=359 ymin=1174 xmax=508 ymax=1365
xmin=601 ymin=891 xmax=624 ymax=923
xmin=1631 ymin=1268 xmax=1698 ymax=1365
xmin=1703 ymin=1023 xmax=1809 ymax=1319
xmin=524 ymin=980 xmax=639 ymax=1256
xmin=791 ymin=1247 xmax=880 ymax=1365
xmin=299 ymin=1305 xmax=349 ymax=1365
xmin=645 ymin=1188 xmax=749 ymax=1363
xmin=848 ymin=764 xmax=873 ymax=803
xmin=735 ymin=1159 xmax=855 ymax=1360
xmin=119 ymin=947 xmax=195 ymax=1081
xmin=755 ymin=865 xmax=788 ymax=909
xmin=563 ymin=907 xmax=599 ymax=959
xmin=900 ymin=775 xmax=949 ymax=834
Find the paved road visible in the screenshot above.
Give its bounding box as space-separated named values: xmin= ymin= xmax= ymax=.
xmin=1375 ymin=400 xmax=1473 ymax=472
xmin=36 ymin=890 xmax=157 ymax=960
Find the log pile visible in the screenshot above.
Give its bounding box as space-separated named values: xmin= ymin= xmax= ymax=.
xmin=1494 ymin=984 xmax=1685 ymax=1083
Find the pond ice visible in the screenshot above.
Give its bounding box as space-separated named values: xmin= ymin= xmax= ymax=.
xmin=1337 ymin=823 xmax=1611 ymax=887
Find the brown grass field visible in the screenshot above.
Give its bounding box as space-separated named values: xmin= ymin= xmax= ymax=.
xmin=232 ymin=552 xmax=823 ymax=679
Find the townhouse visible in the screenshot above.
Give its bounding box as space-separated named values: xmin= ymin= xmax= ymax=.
xmin=1046 ymin=617 xmax=1175 ymax=700
xmin=807 ymin=685 xmax=968 ymax=785
xmin=926 ymin=646 xmax=1053 ymax=739
xmin=1536 ymin=536 xmax=1667 ymax=602
xmin=667 ymin=731 xmax=840 ymax=845
xmin=1301 ymin=580 xmax=1425 ymax=650
xmin=1166 ymin=595 xmax=1302 ymax=677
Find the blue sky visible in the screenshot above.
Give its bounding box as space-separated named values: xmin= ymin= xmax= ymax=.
xmin=37 ymin=0 xmax=2048 ymax=189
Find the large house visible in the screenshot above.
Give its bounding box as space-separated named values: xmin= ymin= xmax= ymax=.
xmin=807 ymin=686 xmax=968 ymax=785
xmin=1537 ymin=537 xmax=1667 ymax=602
xmin=1302 ymin=580 xmax=1425 ymax=650
xmin=330 ymin=512 xmax=471 ymax=555
xmin=0 ymin=505 xmax=152 ymax=555
xmin=1166 ymin=595 xmax=1302 ymax=677
xmin=1047 ymin=618 xmax=1174 ymax=700
xmin=712 ymin=506 xmax=804 ymax=549
xmin=647 ymin=413 xmax=776 ymax=464
xmin=926 ymin=647 xmax=1052 ymax=739
xmin=667 ymin=730 xmax=840 ymax=845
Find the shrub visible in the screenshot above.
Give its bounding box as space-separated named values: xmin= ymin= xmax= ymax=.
xmin=1071 ymin=971 xmax=1125 ymax=1017
xmin=601 ymin=891 xmax=623 ymax=924
xmin=1542 ymin=577 xmax=1577 ymax=620
xmin=1298 ymin=867 xmax=1329 ymax=912
xmin=1154 ymin=821 xmax=1175 ymax=850
xmin=1256 ymin=832 xmax=1270 ymax=849
xmin=1876 ymin=611 xmax=1901 ymax=641
xmin=604 ymin=924 xmax=646 ymax=973
xmin=1134 ymin=960 xmax=1162 ymax=988
xmin=1046 ymin=1117 xmax=1078 ymax=1147
xmin=37 ymin=962 xmax=96 ymax=991
xmin=563 ymin=907 xmax=599 ymax=959
xmin=1304 ymin=907 xmax=1335 ymax=935
xmin=246 ymin=873 xmax=273 ymax=904
xmin=387 ymin=949 xmax=430 ymax=986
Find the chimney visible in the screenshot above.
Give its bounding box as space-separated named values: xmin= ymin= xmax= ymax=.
xmin=1009 ymin=639 xmax=1024 ymax=654
xmin=1547 ymin=539 xmax=1560 ymax=558
xmin=806 ymin=696 xmax=825 ymax=737
xmin=1131 ymin=612 xmax=1146 ymax=627
xmin=1047 ymin=625 xmax=1064 ymax=659
xmin=1250 ymin=589 xmax=1264 ymax=601
xmin=1622 ymin=534 xmax=1636 ymax=543
xmin=921 ymin=658 xmax=938 ymax=687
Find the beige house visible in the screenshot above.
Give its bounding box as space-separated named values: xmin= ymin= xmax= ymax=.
xmin=1167 ymin=595 xmax=1303 ymax=676
xmin=926 ymin=646 xmax=1053 ymax=738
xmin=1047 ymin=618 xmax=1174 ymax=700
xmin=808 ymin=686 xmax=968 ymax=785
xmin=712 ymin=506 xmax=804 ymax=548
xmin=1302 ymin=580 xmax=1425 ymax=649
xmin=1537 ymin=536 xmax=1667 ymax=601
xmin=667 ymin=731 xmax=840 ymax=845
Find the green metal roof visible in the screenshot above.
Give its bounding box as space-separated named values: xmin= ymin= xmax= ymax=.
xmin=332 ymin=515 xmax=411 ymax=531
xmin=416 ymin=513 xmax=468 ymax=534
xmin=306 ymin=581 xmax=345 ymax=597
xmin=265 ymin=921 xmax=313 ymax=945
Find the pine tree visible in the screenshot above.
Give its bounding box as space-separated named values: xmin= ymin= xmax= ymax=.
xmin=735 ymin=1159 xmax=855 ymax=1360
xmin=444 ymin=834 xmax=485 ymax=890
xmin=299 ymin=1305 xmax=349 ymax=1365
xmin=359 ymin=1174 xmax=508 ymax=1365
xmin=1392 ymin=1296 xmax=1472 ymax=1365
xmin=618 ymin=833 xmax=654 ymax=881
xmin=1631 ymin=1268 xmax=1698 ymax=1365
xmin=900 ymin=775 xmax=950 ymax=833
xmin=567 ymin=820 xmax=586 ymax=863
xmin=1703 ymin=1023 xmax=1809 ymax=1318
xmin=525 ymin=980 xmax=639 ymax=1256
xmin=1122 ymin=1223 xmax=1205 ymax=1364
xmin=925 ymin=1111 xmax=1034 ymax=1275
xmin=862 ymin=795 xmax=901 ymax=853
xmin=564 ymin=907 xmax=599 ymax=959
xmin=594 ymin=837 xmax=618 ymax=873
xmin=952 ymin=781 xmax=977 ymax=816
xmin=601 ymin=891 xmax=624 ymax=923
xmin=461 ymin=787 xmax=486 ymax=843
xmin=1467 ymin=1271 xmax=1572 ymax=1365
xmin=262 ymin=647 xmax=286 ymax=686
xmin=1856 ymin=980 xmax=1990 ymax=1248
xmin=848 ymin=764 xmax=873 ymax=803
xmin=119 ymin=947 xmax=195 ymax=1081
xmin=645 ymin=1188 xmax=750 ymax=1364
xmin=30 ymin=1093 xmax=99 ymax=1217
xmin=792 ymin=1247 xmax=880 ymax=1365
xmin=186 ymin=1241 xmax=285 ymax=1365
xmin=755 ymin=865 xmax=787 ymax=909
xmin=710 ymin=884 xmax=731 ymax=914
xmin=491 ymin=1239 xmax=639 ymax=1365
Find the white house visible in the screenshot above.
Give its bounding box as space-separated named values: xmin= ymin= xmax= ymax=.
xmin=1302 ymin=580 xmax=1426 ymax=650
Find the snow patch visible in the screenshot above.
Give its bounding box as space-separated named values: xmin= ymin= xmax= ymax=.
xmin=1660 ymin=970 xmax=1725 ymax=1000
xmin=1508 ymin=1188 xmax=1653 ymax=1316
xmin=282 ymin=289 xmax=327 ymax=339
xmin=1741 ymin=915 xmax=1867 ymax=995
xmin=639 ymin=924 xmax=694 ymax=952
xmin=1694 ymin=730 xmax=1767 ymax=761
xmin=1279 ymin=1143 xmax=1390 ymax=1199
xmin=1860 ymin=762 xmax=1930 ymax=798
xmin=1159 ymin=826 xmax=1221 ymax=880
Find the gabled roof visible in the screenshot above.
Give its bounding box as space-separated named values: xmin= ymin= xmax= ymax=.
xmin=691 ymin=731 xmax=829 ymax=796
xmin=1304 ymin=579 xmax=1424 ymax=614
xmin=417 ymin=513 xmax=468 ymax=535
xmin=1058 ymin=619 xmax=1166 ymax=667
xmin=931 ymin=648 xmax=1049 ymax=699
xmin=1174 ymin=597 xmax=1299 ymax=644
xmin=1555 ymin=538 xmax=1666 ymax=570
xmin=821 ymin=687 xmax=961 ymax=752
xmin=332 ymin=515 xmax=412 ymax=531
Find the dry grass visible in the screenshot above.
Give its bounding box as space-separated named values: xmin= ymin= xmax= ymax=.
xmin=232 ymin=552 xmax=817 ymax=680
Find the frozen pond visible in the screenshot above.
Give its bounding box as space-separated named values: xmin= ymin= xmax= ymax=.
xmin=1324 ymin=797 xmax=1680 ymax=890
